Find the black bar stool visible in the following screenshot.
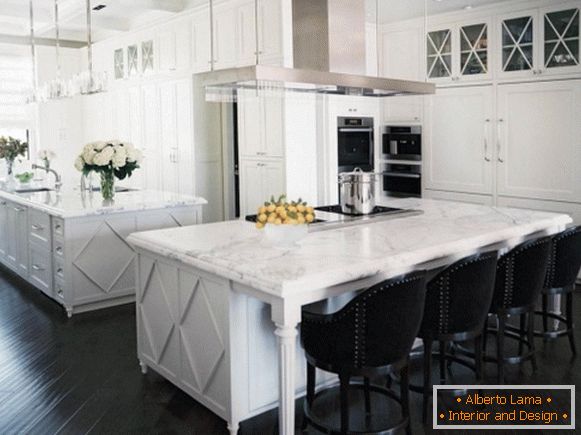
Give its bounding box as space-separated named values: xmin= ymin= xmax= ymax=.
xmin=486 ymin=237 xmax=552 ymax=383
xmin=416 ymin=251 xmax=498 ymax=423
xmin=535 ymin=226 xmax=581 ymax=355
xmin=300 ymin=271 xmax=427 ymax=435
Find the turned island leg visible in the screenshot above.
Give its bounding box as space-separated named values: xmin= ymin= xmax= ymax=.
xmin=274 ymin=323 xmax=298 ymax=435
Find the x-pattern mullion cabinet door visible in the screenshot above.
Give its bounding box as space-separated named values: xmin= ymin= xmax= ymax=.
xmin=496 ymin=10 xmax=538 ymax=80
xmin=539 ymin=3 xmax=581 ymax=76
xmin=426 ymin=26 xmax=455 ymax=83
xmin=457 ymin=18 xmax=493 ymax=82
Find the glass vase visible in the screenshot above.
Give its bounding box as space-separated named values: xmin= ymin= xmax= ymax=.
xmin=100 ymin=171 xmax=115 ymax=201
xmin=5 ymin=159 xmax=15 ymax=191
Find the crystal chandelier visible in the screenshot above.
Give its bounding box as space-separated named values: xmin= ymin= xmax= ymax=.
xmin=26 ymin=0 xmax=38 ymax=103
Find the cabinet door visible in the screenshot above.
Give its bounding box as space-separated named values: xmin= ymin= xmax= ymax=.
xmin=175 ymin=19 xmax=192 ymax=71
xmin=192 ymin=7 xmax=212 ymax=73
xmin=262 ymin=96 xmax=284 ymax=158
xmin=539 ymin=4 xmax=581 ymax=76
xmin=159 ymin=27 xmax=177 ymax=72
xmin=497 ymin=10 xmax=538 ymax=79
xmin=424 ymin=86 xmax=494 ymax=195
xmin=240 ymin=160 xmax=265 ymax=216
xmin=458 ymin=19 xmax=492 ymax=81
xmin=141 ymin=84 xmax=161 ymax=190
xmin=237 ymin=1 xmax=257 ymax=66
xmin=262 ymin=161 xmax=285 ymax=200
xmin=5 ymin=203 xmax=18 ymax=270
xmin=213 ymin=5 xmax=238 ymax=70
xmin=0 ymin=200 xmax=7 ymax=261
xmin=381 ymin=26 xmax=423 ymax=121
xmin=257 ymin=0 xmax=283 ymax=64
xmin=426 ymin=27 xmax=454 ymax=81
xmin=176 ymin=79 xmax=194 ymax=195
xmin=12 ymin=204 xmax=28 ymax=276
xmin=238 ymin=89 xmax=264 ymax=158
xmin=159 ymin=82 xmax=179 ymax=193
xmin=496 ymin=80 xmax=581 ymax=202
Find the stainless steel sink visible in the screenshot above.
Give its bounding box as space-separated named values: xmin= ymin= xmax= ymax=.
xmin=14 ymin=187 xmax=54 ymax=193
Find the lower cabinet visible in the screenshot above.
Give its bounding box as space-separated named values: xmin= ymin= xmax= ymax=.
xmin=240 ymin=159 xmax=284 ymax=216
xmin=4 ymin=201 xmax=28 ymax=277
xmin=29 ymin=243 xmax=52 ymax=297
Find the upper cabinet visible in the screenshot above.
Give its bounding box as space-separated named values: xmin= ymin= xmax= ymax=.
xmin=497 ymin=3 xmax=580 ymax=79
xmin=256 ymin=0 xmax=284 ymax=65
xmin=427 ymin=18 xmax=492 ymax=83
xmin=212 ymin=2 xmax=239 ymax=69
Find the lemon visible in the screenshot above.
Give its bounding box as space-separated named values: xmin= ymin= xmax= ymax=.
xmin=288 ymin=206 xmax=297 ymax=213
xmin=258 ymin=206 xmax=267 ymax=214
xmin=297 ymin=204 xmax=305 ymax=213
xmin=297 ymin=214 xmax=306 ymax=224
xmin=255 ymin=221 xmax=264 ymax=229
xmin=278 ymin=209 xmax=287 ymax=219
xmin=267 ymin=204 xmax=276 ymax=213
xmin=305 ymin=213 xmax=314 ymax=223
xmin=267 ymin=214 xmax=276 ymax=223
xmin=258 ymin=213 xmax=267 ymax=223
xmin=306 ymin=206 xmax=314 ymax=214
xmin=274 ymin=218 xmax=282 ymax=225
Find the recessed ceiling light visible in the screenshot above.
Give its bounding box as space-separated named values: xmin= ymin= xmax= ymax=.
xmin=93 ymin=4 xmax=106 ymax=11
xmin=464 ymin=5 xmax=473 ymax=10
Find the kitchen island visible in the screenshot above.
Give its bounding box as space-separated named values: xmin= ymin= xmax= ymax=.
xmin=127 ymin=198 xmax=571 ymax=434
xmin=0 ymin=187 xmax=206 ymax=317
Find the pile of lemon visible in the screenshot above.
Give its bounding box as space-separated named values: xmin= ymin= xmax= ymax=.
xmin=255 ymin=195 xmax=315 ymax=229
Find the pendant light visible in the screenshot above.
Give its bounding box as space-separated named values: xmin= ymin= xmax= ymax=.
xmin=75 ymin=0 xmax=107 ymax=94
xmin=27 ymin=0 xmax=38 ymax=103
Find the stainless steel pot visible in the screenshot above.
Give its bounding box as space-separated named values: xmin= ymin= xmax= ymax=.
xmin=338 ymin=167 xmax=379 ymax=215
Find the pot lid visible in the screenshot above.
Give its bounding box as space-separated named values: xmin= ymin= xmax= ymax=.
xmin=338 ymin=167 xmax=379 ymax=183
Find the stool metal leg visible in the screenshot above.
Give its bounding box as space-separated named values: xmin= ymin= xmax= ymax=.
xmin=400 ymin=364 xmax=412 ymax=435
xmin=566 ymin=291 xmax=577 ymax=355
xmin=527 ymin=311 xmax=537 ymax=372
xmin=339 ymin=373 xmax=350 ymax=435
xmin=497 ymin=315 xmax=506 ymax=384
xmin=422 ymin=339 xmax=433 ymax=424
xmin=475 ymin=334 xmax=483 ymax=381
xmin=364 ymin=377 xmax=371 ymax=416
xmin=439 ymin=340 xmax=447 ymax=384
xmin=542 ymin=294 xmax=549 ymax=333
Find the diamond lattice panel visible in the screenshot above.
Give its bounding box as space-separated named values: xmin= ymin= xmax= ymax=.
xmin=141 ymin=264 xmax=175 ymax=363
xmin=181 ymin=279 xmax=225 ymax=393
xmin=73 ymin=222 xmax=135 ymax=293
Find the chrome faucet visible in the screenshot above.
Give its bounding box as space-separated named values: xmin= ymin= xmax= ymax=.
xmin=32 ymin=163 xmax=62 ymax=191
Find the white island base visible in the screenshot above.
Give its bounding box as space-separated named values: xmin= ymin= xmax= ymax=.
xmin=128 ymin=199 xmax=571 ymax=434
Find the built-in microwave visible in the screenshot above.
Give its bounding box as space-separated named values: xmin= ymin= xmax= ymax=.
xmin=382 ymin=126 xmax=421 ymax=161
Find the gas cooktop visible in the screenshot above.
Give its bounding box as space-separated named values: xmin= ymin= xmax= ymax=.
xmin=314 ymin=205 xmax=404 ymax=216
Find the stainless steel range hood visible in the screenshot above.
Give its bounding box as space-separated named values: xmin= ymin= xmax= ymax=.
xmin=200 ymin=0 xmax=435 ymax=101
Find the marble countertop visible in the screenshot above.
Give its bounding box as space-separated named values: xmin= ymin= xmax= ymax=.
xmin=0 ymin=187 xmax=207 ymax=218
xmin=127 ymin=198 xmax=572 ymax=297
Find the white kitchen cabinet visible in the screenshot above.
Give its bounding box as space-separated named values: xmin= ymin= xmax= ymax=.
xmin=141 ymin=84 xmax=161 ymax=191
xmin=495 ymin=80 xmax=581 ymax=203
xmin=424 ymin=86 xmax=495 ymax=195
xmin=240 ymin=159 xmax=284 ymax=215
xmin=158 ymin=18 xmax=191 ymax=73
xmin=238 ymin=89 xmax=284 ymax=159
xmin=427 ymin=18 xmax=492 ymax=84
xmin=159 ymin=28 xmax=177 ymax=72
xmin=4 ymin=201 xmax=29 ymax=277
xmin=192 ymin=7 xmax=212 ymax=73
xmin=213 ymin=3 xmax=238 ymax=70
xmin=380 ymin=24 xmax=423 ymax=122
xmin=496 ymin=3 xmax=581 ymax=80
xmin=0 ymin=200 xmax=7 ymax=261
xmin=238 ymin=1 xmax=258 ymax=66
xmin=160 ymin=82 xmax=179 ymax=193
xmin=256 ymin=0 xmax=283 ymax=65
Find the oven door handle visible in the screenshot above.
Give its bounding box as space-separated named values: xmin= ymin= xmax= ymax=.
xmin=338 ymin=128 xmax=374 ymax=133
xmin=382 ymin=172 xmax=421 ymax=179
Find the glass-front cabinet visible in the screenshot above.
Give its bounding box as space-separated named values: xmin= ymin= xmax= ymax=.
xmin=497 ymin=4 xmax=581 ymax=79
xmin=426 ymin=19 xmax=491 ymax=83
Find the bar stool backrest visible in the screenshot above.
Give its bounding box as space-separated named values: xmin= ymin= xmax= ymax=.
xmin=420 ymin=251 xmax=498 ymax=339
xmin=301 ymin=271 xmax=426 ymax=370
xmin=491 ymin=237 xmax=552 ymax=313
xmin=544 ymin=226 xmax=581 ymax=289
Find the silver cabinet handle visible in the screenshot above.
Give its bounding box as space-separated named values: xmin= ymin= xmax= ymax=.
xmin=57 ymin=268 xmax=63 ymax=275
xmin=256 ymin=152 xmax=266 ymax=156
xmin=32 ymin=264 xmax=45 ymax=271
xmin=484 ymin=119 xmax=491 ymax=162
xmin=497 ymin=118 xmax=504 ymax=163
xmin=55 ymin=246 xmax=63 ymax=254
xmin=31 ymin=224 xmax=44 ymax=231
xmin=55 ymin=224 xmax=62 ymax=231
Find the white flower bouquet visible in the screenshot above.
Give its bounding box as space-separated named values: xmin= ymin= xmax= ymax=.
xmin=75 ymin=140 xmax=143 ymax=200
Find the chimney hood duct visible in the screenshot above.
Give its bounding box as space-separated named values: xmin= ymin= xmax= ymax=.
xmin=200 ymin=0 xmax=435 ymax=101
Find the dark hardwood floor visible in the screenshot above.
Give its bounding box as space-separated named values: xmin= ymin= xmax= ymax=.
xmin=0 ymin=266 xmax=578 ymax=434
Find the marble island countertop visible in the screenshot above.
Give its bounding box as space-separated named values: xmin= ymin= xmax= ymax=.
xmin=0 ymin=186 xmax=207 ymax=218
xmin=127 ymin=198 xmax=572 ymax=297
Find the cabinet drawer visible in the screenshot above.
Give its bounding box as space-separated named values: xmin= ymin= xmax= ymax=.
xmin=53 ymin=218 xmax=64 ymax=239
xmin=29 ymin=245 xmax=52 ymax=295
xmin=29 ymin=209 xmax=51 ymax=247
xmin=53 ymin=258 xmax=65 ymax=281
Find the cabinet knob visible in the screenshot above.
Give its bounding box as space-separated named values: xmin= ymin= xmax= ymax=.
xmin=32 ymin=264 xmax=45 ymax=271
xmin=31 ymin=224 xmax=44 ymax=231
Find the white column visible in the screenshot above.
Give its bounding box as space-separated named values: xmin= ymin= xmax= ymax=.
xmin=274 ymin=323 xmax=298 ymax=435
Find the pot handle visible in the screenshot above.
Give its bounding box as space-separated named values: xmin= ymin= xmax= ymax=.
xmin=353 ymin=167 xmax=363 ymax=173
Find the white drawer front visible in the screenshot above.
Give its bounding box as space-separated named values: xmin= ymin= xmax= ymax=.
xmin=29 ymin=245 xmax=52 ymax=295
xmin=29 ymin=209 xmax=51 ymax=247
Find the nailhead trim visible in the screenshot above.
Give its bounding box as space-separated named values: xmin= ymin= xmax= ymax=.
xmin=545 ymin=227 xmax=581 ymax=288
